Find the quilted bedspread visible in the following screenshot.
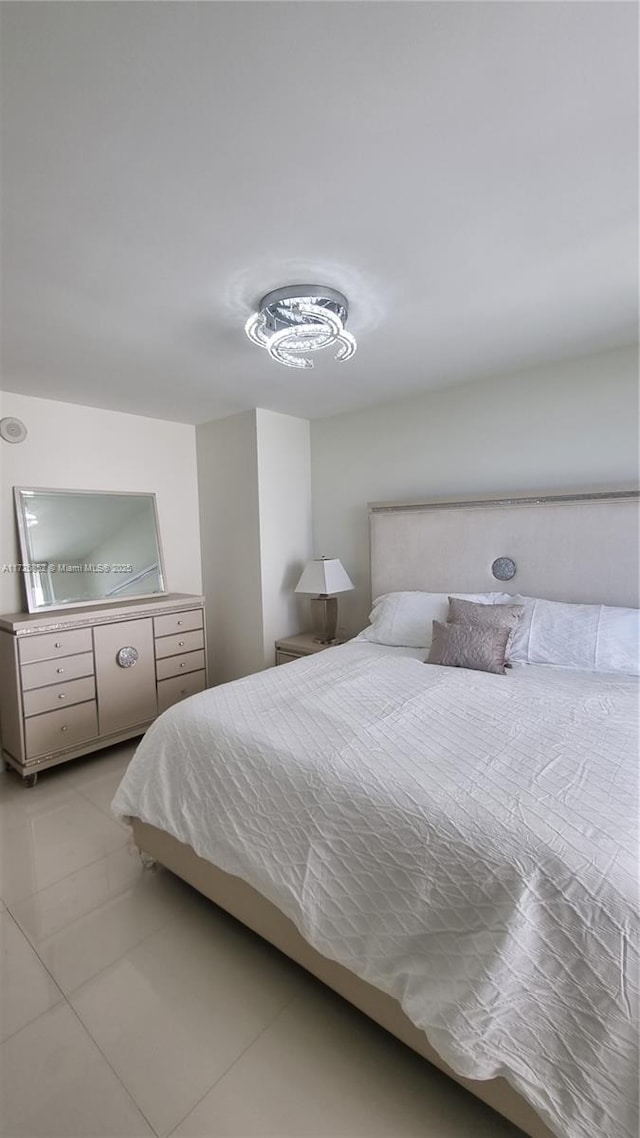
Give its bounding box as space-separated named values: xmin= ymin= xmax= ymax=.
xmin=112 ymin=642 xmax=639 ymax=1138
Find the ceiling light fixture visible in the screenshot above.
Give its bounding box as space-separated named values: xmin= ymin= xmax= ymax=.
xmin=244 ymin=285 xmax=357 ymax=370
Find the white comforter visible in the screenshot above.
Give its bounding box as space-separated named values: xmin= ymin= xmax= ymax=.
xmin=112 ymin=642 xmax=639 ymax=1138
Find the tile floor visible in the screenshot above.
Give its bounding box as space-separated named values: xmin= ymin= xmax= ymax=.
xmin=0 ymin=742 xmax=524 ymax=1137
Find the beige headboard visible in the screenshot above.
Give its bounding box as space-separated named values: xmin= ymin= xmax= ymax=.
xmin=369 ymin=489 xmax=640 ymax=609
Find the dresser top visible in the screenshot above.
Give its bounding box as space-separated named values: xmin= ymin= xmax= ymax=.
xmin=0 ymin=593 xmax=205 ymax=635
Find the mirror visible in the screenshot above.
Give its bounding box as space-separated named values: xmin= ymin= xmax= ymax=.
xmin=14 ymin=488 xmax=166 ymax=612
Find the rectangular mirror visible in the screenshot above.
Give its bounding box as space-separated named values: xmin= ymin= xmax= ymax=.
xmin=14 ymin=488 xmax=166 ymax=613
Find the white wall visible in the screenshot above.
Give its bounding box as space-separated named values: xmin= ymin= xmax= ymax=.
xmin=196 ymin=411 xmax=264 ymax=686
xmin=0 ymin=391 xmax=202 ymax=613
xmin=197 ymin=409 xmax=312 ymax=685
xmin=256 ymin=409 xmax=312 ymax=666
xmin=311 ymin=345 xmax=639 ymax=635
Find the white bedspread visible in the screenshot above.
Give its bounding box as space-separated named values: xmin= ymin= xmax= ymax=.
xmin=112 ymin=642 xmax=639 ymax=1138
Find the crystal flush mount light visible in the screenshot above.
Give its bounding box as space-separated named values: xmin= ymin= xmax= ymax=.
xmin=244 ymin=285 xmax=357 ymax=369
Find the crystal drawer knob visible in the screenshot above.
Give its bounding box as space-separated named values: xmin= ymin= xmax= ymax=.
xmin=179 ymin=662 xmax=186 ymax=668
xmin=178 ymin=640 xmax=185 ymax=647
xmin=56 ymin=667 xmax=64 ymax=674
xmin=58 ymin=694 xmax=66 ymax=700
xmin=116 ymin=646 xmax=139 ymax=668
xmin=177 ymin=620 xmax=183 ymax=626
xmin=54 ymin=641 xmax=62 ymax=649
xmin=60 ymin=725 xmax=68 ymax=732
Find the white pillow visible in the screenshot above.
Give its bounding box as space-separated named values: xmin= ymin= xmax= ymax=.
xmin=360 ymin=591 xmax=509 ymax=649
xmin=506 ymin=595 xmax=640 ymax=675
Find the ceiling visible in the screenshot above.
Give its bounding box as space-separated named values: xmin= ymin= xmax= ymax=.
xmin=1 ymin=2 xmax=637 ymax=425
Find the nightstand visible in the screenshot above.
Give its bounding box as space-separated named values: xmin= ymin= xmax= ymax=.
xmin=275 ymin=632 xmax=345 ymax=665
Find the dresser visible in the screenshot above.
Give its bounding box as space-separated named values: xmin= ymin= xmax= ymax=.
xmin=0 ymin=593 xmax=207 ymax=785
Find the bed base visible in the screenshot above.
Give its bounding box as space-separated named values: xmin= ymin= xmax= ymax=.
xmin=132 ymin=818 xmax=555 ymax=1138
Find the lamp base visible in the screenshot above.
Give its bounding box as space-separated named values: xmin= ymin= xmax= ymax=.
xmin=310 ymin=595 xmax=338 ymax=644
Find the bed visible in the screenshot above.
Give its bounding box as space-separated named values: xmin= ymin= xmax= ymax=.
xmin=112 ymin=489 xmax=639 ymax=1138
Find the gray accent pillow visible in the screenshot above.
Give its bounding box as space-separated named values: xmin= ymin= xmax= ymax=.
xmin=427 ymin=620 xmax=511 ymax=675
xmin=447 ymin=596 xmax=524 ymax=633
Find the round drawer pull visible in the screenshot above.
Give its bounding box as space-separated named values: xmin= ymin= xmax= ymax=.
xmin=56 ymin=667 xmax=64 ymax=674
xmin=54 ymin=641 xmax=62 ymax=649
xmin=58 ymin=694 xmax=66 ymax=700
xmin=178 ymin=640 xmax=185 ymax=647
xmin=116 ymin=646 xmax=138 ymax=668
xmin=177 ymin=620 xmax=183 ymax=626
xmin=179 ymin=662 xmax=186 ymax=668
xmin=60 ymin=725 xmax=68 ymax=732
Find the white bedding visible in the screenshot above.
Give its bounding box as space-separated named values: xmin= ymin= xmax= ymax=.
xmin=112 ymin=642 xmax=639 ymax=1138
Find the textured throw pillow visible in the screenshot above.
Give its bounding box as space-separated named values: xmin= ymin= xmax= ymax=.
xmin=447 ymin=596 xmax=524 ymax=634
xmin=427 ymin=621 xmax=511 ymax=675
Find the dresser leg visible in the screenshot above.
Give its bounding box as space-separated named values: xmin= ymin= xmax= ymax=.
xmin=23 ymin=772 xmax=38 ymax=788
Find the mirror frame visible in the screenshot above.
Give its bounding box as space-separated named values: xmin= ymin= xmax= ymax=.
xmin=14 ymin=487 xmax=167 ymax=613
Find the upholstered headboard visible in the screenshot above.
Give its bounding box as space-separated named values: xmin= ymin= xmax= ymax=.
xmin=369 ymin=490 xmax=640 ymax=609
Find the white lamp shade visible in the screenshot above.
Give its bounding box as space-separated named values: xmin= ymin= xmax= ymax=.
xmin=295 ymin=558 xmax=354 ymax=596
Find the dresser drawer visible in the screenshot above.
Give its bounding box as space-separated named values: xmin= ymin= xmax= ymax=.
xmin=157 ymin=670 xmax=206 ymax=715
xmin=18 ymin=628 xmax=93 ymax=665
xmin=23 ymin=676 xmax=96 ymax=718
xmin=155 ymin=628 xmax=204 ymax=660
xmin=156 ymin=649 xmax=206 ymax=681
xmin=21 ymin=652 xmax=94 ymax=691
xmin=154 ymin=609 xmax=203 ymax=638
xmin=276 ymin=651 xmax=299 ymax=665
xmin=24 ymin=701 xmax=98 ymax=760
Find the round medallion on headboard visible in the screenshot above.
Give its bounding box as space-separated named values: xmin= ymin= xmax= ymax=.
xmin=491 ymin=557 xmax=517 ymax=581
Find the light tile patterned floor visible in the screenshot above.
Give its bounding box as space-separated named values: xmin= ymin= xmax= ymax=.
xmin=0 ymin=742 xmax=524 ymax=1137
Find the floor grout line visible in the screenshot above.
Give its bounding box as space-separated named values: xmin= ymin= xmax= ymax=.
xmin=4 ymin=758 xmax=303 ymax=1138
xmin=3 ymin=856 xmax=180 ymax=1006
xmin=165 ymin=990 xmax=302 ymax=1138
xmin=3 ymin=866 xmax=197 ymax=1135
xmin=17 ymin=864 xmax=190 ymax=1000
xmin=60 ymin=904 xmax=182 ymax=999
xmin=1 ymin=828 xmax=134 ymax=914
xmin=64 ymin=997 xmax=160 ymax=1137
xmin=0 ymin=996 xmax=62 ymax=1046
xmin=61 ymin=899 xmax=306 ymax=1138
xmin=0 ymin=910 xmax=68 ymax=1048
xmin=0 ymin=993 xmax=66 ymax=1050
xmin=3 ymin=879 xmax=303 ymax=1138
xmin=6 ymin=854 xmax=308 ymax=1138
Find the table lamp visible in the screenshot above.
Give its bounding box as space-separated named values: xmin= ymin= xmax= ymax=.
xmin=294 ymin=557 xmax=354 ymax=644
